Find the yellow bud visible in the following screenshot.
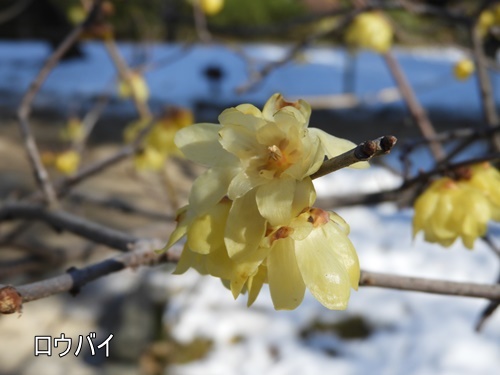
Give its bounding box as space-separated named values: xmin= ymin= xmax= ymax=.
xmin=134 ymin=147 xmax=165 ymax=171
xmin=345 ymin=12 xmax=393 ymax=53
xmin=199 ymin=0 xmax=224 ymax=16
xmin=453 ymin=59 xmax=475 ymax=81
xmin=478 ymin=10 xmax=495 ymax=38
xmin=55 ymin=150 xmax=80 ymax=175
xmin=118 ymin=72 xmax=149 ymax=103
xmin=60 ymin=117 xmax=85 ymax=142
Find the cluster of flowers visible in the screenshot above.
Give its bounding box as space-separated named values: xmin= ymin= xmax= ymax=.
xmin=123 ymin=107 xmax=194 ymax=170
xmin=164 ymin=94 xmax=367 ymax=310
xmin=413 ymin=163 xmax=500 ymax=249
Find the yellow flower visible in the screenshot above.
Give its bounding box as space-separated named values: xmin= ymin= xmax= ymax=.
xmin=170 ymin=201 xmax=359 ymax=310
xmin=175 ymin=93 xmax=366 ymax=227
xmin=165 ymin=93 xmax=364 ymax=310
xmin=147 ymin=108 xmax=194 ymax=157
xmin=199 ymin=0 xmax=224 ymax=16
xmin=118 ymin=72 xmax=149 ymax=103
xmin=478 ymin=9 xmax=495 ymax=38
xmin=345 ymin=12 xmax=393 ymax=53
xmin=413 ymin=177 xmax=491 ymax=249
xmin=123 ymin=108 xmax=194 ymax=170
xmin=453 ymin=59 xmax=475 ymax=81
xmin=264 ymin=207 xmax=359 ymax=310
xmin=468 ymin=163 xmax=500 ymax=221
xmin=54 ymin=150 xmax=81 ymax=175
xmin=60 ymin=117 xmax=85 ymax=142
xmin=134 ymin=147 xmax=165 ymax=171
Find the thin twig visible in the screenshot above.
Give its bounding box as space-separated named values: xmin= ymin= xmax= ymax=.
xmin=311 ymin=135 xmax=397 ymax=180
xmin=0 ymin=239 xmax=174 ymax=313
xmin=0 ymin=203 xmax=139 ymax=252
xmin=16 ymin=1 xmax=103 ymax=208
xmin=382 ymin=52 xmax=445 ymax=161
xmin=471 ymin=25 xmax=500 ymax=151
xmin=193 ymin=1 xmax=212 ymax=43
xmin=360 ymin=270 xmax=500 ymax=300
xmin=104 ymin=38 xmax=152 ymax=119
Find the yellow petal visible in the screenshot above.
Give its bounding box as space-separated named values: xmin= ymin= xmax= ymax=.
xmin=267 ymin=237 xmax=305 ymax=310
xmin=189 ymin=167 xmax=237 ymax=215
xmin=247 ymin=265 xmax=267 ymax=307
xmin=309 ymin=128 xmax=369 ymax=169
xmin=227 ymin=170 xmax=263 ymax=200
xmin=291 ymin=178 xmax=316 ymax=217
xmin=256 ymin=178 xmax=297 ymax=226
xmin=175 ymin=123 xmax=238 ymax=167
xmin=187 ymin=200 xmax=230 ymax=254
xmin=294 ymin=226 xmax=352 ymax=310
xmin=322 ymin=219 xmax=360 ymax=289
xmin=205 ymin=245 xmax=234 ymax=280
xmin=219 ymin=107 xmax=266 ymax=133
xmin=230 ymin=260 xmax=261 ymax=298
xmin=173 ymin=245 xmax=206 ymax=275
xmin=219 ymin=123 xmax=264 ymax=160
xmin=162 ymin=205 xmax=190 ymax=251
xmin=224 ymin=190 xmax=267 ymax=260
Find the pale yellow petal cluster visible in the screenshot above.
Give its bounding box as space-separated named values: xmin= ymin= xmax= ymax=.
xmin=118 ymin=72 xmax=149 ymax=103
xmin=164 ymin=93 xmax=363 ymax=310
xmin=413 ymin=163 xmax=500 ymax=249
xmin=345 ymin=12 xmax=393 ymax=53
xmin=123 ymin=108 xmax=194 ymax=171
xmin=453 ymin=59 xmax=475 ymax=81
xmin=477 ymin=5 xmax=500 ymax=38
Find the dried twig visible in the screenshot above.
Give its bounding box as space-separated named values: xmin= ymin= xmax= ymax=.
xmin=16 ymin=2 xmax=102 ymax=206
xmin=311 ymin=135 xmax=397 ymax=180
xmin=382 ymin=52 xmax=445 ymax=161
xmin=360 ymin=270 xmax=500 ymax=300
xmin=0 ymin=239 xmax=174 ymax=313
xmin=0 ymin=203 xmax=139 ymax=252
xmin=471 ymin=25 xmax=500 ymax=151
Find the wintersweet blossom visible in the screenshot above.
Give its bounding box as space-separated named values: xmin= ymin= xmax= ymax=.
xmin=168 ymin=200 xmax=359 ymax=310
xmin=123 ymin=108 xmax=194 ymax=170
xmin=468 ymin=163 xmax=500 ymax=221
xmin=174 ymin=93 xmax=366 ymax=223
xmin=413 ymin=177 xmax=491 ymax=249
xmin=164 ymin=93 xmax=364 ymax=310
xmin=345 ymin=12 xmax=393 ymax=53
xmin=453 ymin=59 xmax=475 ymax=81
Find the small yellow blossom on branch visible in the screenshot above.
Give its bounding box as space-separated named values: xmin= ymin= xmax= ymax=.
xmin=123 ymin=108 xmax=194 ymax=171
xmin=413 ymin=163 xmax=500 ymax=249
xmin=345 ymin=12 xmax=393 ymax=54
xmin=453 ymin=59 xmax=475 ymax=81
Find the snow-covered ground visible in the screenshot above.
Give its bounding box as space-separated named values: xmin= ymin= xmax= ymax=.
xmin=153 ymin=165 xmax=500 ymax=375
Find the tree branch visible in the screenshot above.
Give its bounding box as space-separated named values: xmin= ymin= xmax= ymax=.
xmin=0 ymin=203 xmax=139 ymax=252
xmin=311 ymin=135 xmax=397 ymax=180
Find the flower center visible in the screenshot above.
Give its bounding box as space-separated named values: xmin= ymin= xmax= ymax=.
xmin=268 ymin=145 xmax=283 ymax=161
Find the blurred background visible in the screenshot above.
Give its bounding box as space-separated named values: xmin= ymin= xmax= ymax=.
xmin=0 ymin=1 xmax=499 ymax=374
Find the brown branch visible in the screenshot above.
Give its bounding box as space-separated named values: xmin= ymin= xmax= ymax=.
xmin=0 ymin=203 xmax=139 ymax=252
xmin=104 ymin=39 xmax=152 ymax=119
xmin=360 ymin=270 xmax=500 ymax=300
xmin=16 ymin=1 xmax=103 ymax=208
xmin=311 ymin=135 xmax=397 ymax=180
xmin=2 ymin=248 xmax=499 ymax=314
xmin=471 ymin=26 xmax=500 ymax=151
xmin=0 ymin=239 xmax=175 ymax=313
xmin=382 ymin=52 xmax=445 ymax=161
